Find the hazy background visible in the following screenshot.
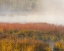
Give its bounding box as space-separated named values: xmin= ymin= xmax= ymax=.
xmin=0 ymin=0 xmax=64 ymax=25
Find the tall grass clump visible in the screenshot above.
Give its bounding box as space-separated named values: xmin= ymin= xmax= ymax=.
xmin=54 ymin=42 xmax=64 ymax=51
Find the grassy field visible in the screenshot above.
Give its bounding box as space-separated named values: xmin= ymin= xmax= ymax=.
xmin=0 ymin=23 xmax=64 ymax=51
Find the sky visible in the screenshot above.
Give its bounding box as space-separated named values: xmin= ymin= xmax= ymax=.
xmin=0 ymin=0 xmax=64 ymax=25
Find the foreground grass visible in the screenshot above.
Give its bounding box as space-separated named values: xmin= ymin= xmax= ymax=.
xmin=0 ymin=38 xmax=51 ymax=51
xmin=0 ymin=29 xmax=64 ymax=51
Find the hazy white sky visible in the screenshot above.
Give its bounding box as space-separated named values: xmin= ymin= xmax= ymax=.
xmin=0 ymin=0 xmax=64 ymax=25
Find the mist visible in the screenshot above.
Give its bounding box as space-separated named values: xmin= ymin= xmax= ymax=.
xmin=0 ymin=0 xmax=64 ymax=25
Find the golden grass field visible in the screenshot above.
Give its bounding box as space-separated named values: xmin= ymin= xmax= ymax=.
xmin=0 ymin=23 xmax=64 ymax=51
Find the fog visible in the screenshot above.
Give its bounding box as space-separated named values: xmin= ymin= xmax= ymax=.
xmin=0 ymin=0 xmax=64 ymax=25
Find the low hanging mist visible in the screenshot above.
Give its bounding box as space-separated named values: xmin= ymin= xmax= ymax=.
xmin=0 ymin=0 xmax=64 ymax=25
